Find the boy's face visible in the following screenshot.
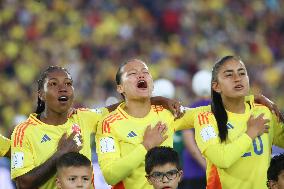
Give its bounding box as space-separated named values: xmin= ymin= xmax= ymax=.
xmin=56 ymin=166 xmax=93 ymax=189
xmin=147 ymin=163 xmax=183 ymax=189
xmin=269 ymin=171 xmax=284 ymax=189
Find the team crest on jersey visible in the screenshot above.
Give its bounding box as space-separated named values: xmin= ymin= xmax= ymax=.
xmin=200 ymin=125 xmax=217 ymax=142
xmin=198 ymin=111 xmax=213 ymax=126
xmin=152 ymin=105 xmax=164 ymax=113
xmin=71 ymin=124 xmax=81 ymax=134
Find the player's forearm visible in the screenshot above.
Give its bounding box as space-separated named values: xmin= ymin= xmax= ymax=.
xmin=204 ymin=134 xmax=251 ymax=169
xmin=150 ymin=96 xmax=168 ymax=105
xmin=16 ymin=152 xmax=62 ymax=189
xmin=100 ymin=144 xmax=147 ymax=185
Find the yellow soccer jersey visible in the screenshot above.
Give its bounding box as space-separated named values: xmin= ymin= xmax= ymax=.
xmin=194 ymin=101 xmax=284 ymax=189
xmin=0 ymin=134 xmax=10 ymax=156
xmin=96 ymin=103 xmax=203 ymax=189
xmin=11 ymin=108 xmax=108 ymax=189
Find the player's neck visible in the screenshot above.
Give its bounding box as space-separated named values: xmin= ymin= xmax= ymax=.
xmin=39 ymin=111 xmax=68 ymax=125
xmin=124 ymin=99 xmax=151 ymax=118
xmin=222 ymin=97 xmax=245 ymax=114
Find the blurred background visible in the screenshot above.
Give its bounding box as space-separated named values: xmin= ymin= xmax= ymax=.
xmin=0 ymin=0 xmax=284 ymax=188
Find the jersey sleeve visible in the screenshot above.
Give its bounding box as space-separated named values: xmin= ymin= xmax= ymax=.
xmin=77 ymin=107 xmax=109 ymax=134
xmin=11 ymin=126 xmax=35 ymax=179
xmin=272 ymin=114 xmax=284 ymax=148
xmin=95 ymin=118 xmax=147 ymax=185
xmin=173 ymin=106 xmax=210 ymax=131
xmin=195 ymin=122 xmax=252 ymax=169
xmin=0 ymin=134 xmax=10 ymax=156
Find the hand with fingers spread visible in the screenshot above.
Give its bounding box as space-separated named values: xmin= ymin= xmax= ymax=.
xmin=246 ymin=113 xmax=270 ymax=140
xmin=57 ymin=132 xmax=83 ymax=156
xmin=166 ymin=99 xmax=185 ymax=119
xmin=168 ymin=100 xmax=183 ymax=119
xmin=142 ymin=122 xmax=168 ymax=151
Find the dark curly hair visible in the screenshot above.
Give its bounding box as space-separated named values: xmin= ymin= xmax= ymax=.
xmin=267 ymin=153 xmax=284 ymax=188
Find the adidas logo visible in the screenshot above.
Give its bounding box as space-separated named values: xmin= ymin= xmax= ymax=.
xmin=127 ymin=131 xmax=137 ymax=138
xmin=227 ymin=123 xmax=234 ymax=129
xmin=41 ymin=134 xmax=51 ymax=143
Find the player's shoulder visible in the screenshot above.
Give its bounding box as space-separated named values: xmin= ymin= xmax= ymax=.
xmin=253 ymin=103 xmax=271 ymax=113
xmin=97 ymin=108 xmax=128 ymax=133
xmin=76 ymin=107 xmax=106 ymax=115
xmin=101 ymin=108 xmax=128 ymax=123
xmin=0 ymin=134 xmax=10 ymax=143
xmin=12 ymin=114 xmax=41 ymax=135
xmin=150 ymin=105 xmax=173 ymax=117
xmin=72 ymin=107 xmax=107 ymax=122
xmin=198 ymin=105 xmax=212 ymax=112
xmin=183 ymin=104 xmax=212 ymax=115
xmin=11 ymin=114 xmax=41 ymax=147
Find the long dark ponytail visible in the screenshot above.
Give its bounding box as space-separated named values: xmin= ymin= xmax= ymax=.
xmin=35 ymin=66 xmax=70 ymax=114
xmin=211 ymin=55 xmax=240 ymax=142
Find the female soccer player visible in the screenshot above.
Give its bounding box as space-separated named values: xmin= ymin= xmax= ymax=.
xmin=11 ymin=66 xmax=103 ymax=189
xmin=95 ymin=59 xmax=207 ymax=189
xmin=10 ymin=65 xmax=178 ymax=189
xmin=191 ymin=56 xmax=284 ymax=189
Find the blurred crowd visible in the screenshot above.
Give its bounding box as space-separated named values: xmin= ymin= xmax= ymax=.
xmin=0 ymin=0 xmax=284 ymax=137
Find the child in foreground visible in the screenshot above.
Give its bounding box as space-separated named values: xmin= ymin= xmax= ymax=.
xmin=267 ymin=153 xmax=284 ymax=189
xmin=145 ymin=146 xmax=183 ymax=189
xmin=56 ymin=152 xmax=93 ymax=189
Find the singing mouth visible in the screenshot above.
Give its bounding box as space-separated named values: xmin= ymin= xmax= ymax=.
xmin=234 ymin=84 xmax=244 ymax=89
xmin=137 ymin=80 xmax=148 ymax=89
xmin=58 ymin=96 xmax=69 ymax=102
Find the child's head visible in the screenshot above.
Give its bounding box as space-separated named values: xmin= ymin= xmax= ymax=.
xmin=56 ymin=152 xmax=93 ymax=189
xmin=267 ymin=153 xmax=284 ymax=189
xmin=145 ymin=146 xmax=183 ymax=189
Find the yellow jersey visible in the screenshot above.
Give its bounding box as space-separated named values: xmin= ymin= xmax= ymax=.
xmin=95 ymin=103 xmax=204 ymax=189
xmin=0 ymin=134 xmax=10 ymax=156
xmin=11 ymin=108 xmax=108 ymax=189
xmin=191 ymin=100 xmax=284 ymax=189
